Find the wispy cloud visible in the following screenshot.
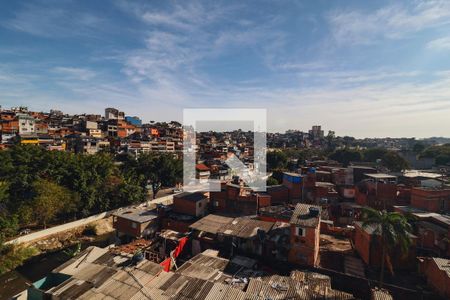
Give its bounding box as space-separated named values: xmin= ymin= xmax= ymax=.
xmin=327 ymin=1 xmax=450 ymax=45
xmin=427 ymin=36 xmax=450 ymax=50
xmin=2 ymin=0 xmax=450 ymax=137
xmin=2 ymin=2 xmax=105 ymax=38
xmin=53 ymin=67 xmax=97 ymax=81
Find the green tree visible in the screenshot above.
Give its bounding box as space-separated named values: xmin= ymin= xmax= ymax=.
xmin=267 ymin=151 xmax=288 ymax=171
xmin=0 ymin=145 xmax=148 ymax=230
xmin=326 ymin=130 xmax=336 ymax=151
xmin=329 ymin=149 xmax=363 ymax=166
xmin=363 ymin=148 xmax=388 ymax=162
xmin=420 ymin=144 xmax=450 ymax=165
xmin=0 ymin=181 xmax=9 ymax=204
xmin=362 ymin=208 xmax=412 ymax=287
xmin=380 ymin=151 xmax=409 ymax=172
xmin=0 ymin=238 xmax=38 ymax=275
xmin=0 ymin=212 xmax=18 ymax=239
xmin=31 ymin=179 xmax=75 ymax=228
xmin=267 ymin=176 xmax=279 ymax=186
xmin=136 ymin=153 xmax=182 ymax=199
xmin=412 ymin=142 xmax=426 ymax=154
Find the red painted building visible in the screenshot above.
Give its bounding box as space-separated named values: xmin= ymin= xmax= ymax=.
xmin=411 ymin=187 xmax=450 ymax=213
xmin=418 ymin=257 xmax=450 ymax=299
xmin=173 ymin=192 xmax=208 ymax=217
xmin=113 ymin=208 xmax=159 ymax=240
xmin=288 ymin=203 xmax=321 ymax=267
xmin=353 ymin=222 xmax=417 ymax=270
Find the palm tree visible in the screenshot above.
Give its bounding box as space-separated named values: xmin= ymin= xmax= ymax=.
xmin=361 ymin=207 xmax=412 ymax=287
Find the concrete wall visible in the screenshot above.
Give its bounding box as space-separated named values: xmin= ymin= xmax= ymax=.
xmin=6 ymin=194 xmax=174 ymax=245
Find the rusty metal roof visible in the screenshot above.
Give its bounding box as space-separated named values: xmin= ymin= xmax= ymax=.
xmin=290 ymin=203 xmax=321 ymax=227
xmin=46 ymin=246 xmax=356 ymax=300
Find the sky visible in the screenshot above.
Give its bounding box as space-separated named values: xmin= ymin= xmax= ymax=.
xmin=1 ymin=0 xmax=450 ymax=138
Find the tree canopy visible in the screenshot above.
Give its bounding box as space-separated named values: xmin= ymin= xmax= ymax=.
xmin=0 ymin=145 xmax=181 ymax=234
xmin=420 ymin=144 xmax=450 ymax=165
xmin=362 ymin=207 xmax=412 ymax=286
xmin=328 ymin=149 xmax=363 ymax=167
xmin=327 ymin=148 xmax=409 ymax=171
xmin=267 ymin=151 xmax=288 ymax=171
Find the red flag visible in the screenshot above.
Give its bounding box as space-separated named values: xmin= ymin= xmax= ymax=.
xmin=173 ymin=237 xmax=188 ymax=258
xmin=160 ymin=258 xmax=171 ymax=272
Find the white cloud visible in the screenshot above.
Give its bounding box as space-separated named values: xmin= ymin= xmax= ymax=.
xmin=327 ymin=1 xmax=450 ymax=45
xmin=427 ymin=36 xmax=450 ymax=50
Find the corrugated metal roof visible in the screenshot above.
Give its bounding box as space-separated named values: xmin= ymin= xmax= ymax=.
xmin=432 ymin=257 xmax=450 ymax=277
xmin=177 ymin=261 xmax=222 ymax=281
xmin=290 ymin=203 xmax=321 ymax=227
xmin=162 ymin=274 xmax=191 ymax=297
xmin=45 ymin=246 xmax=358 ymax=300
xmin=190 ymin=214 xmax=234 ymax=234
xmin=72 ymin=263 xmax=117 ymax=287
xmin=136 ymin=259 xmax=163 ymax=276
xmin=97 ymin=277 xmax=141 ymax=300
xmin=371 ymin=288 xmax=394 ymax=300
xmin=148 ymin=271 xmax=175 ymax=289
xmin=204 ymin=283 xmax=233 ymax=300
xmin=219 ymin=218 xmax=274 ymax=239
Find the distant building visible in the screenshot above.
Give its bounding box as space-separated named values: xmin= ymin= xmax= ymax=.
xmin=104 ymin=107 xmax=124 ymax=121
xmin=17 ymin=113 xmax=35 ymax=135
xmin=125 ymin=116 xmax=142 ymax=127
xmin=196 ymin=163 xmax=210 ymax=181
xmin=399 ymin=151 xmax=435 ymax=169
xmin=308 ymin=125 xmax=324 ymax=141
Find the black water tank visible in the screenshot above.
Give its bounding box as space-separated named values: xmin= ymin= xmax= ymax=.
xmin=309 ymin=207 xmax=320 ymax=217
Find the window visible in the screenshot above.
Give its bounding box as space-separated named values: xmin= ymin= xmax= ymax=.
xmin=131 ymin=222 xmax=137 ymax=229
xmin=296 ymin=227 xmax=306 ymax=237
xmin=198 ymin=202 xmax=202 ymax=208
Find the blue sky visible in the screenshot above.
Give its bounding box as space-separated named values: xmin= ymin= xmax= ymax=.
xmin=1 ymin=0 xmax=450 ymax=138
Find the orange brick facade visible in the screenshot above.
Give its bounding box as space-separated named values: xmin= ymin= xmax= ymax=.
xmin=419 ymin=258 xmax=450 ymax=299
xmin=411 ymin=187 xmax=450 ymax=213
xmin=288 ymin=224 xmax=320 ymax=266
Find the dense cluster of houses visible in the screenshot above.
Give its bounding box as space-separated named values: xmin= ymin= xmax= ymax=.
xmin=4 ymin=105 xmax=450 ymax=299
xmin=107 ymin=159 xmax=449 ymax=298
xmin=14 ymin=161 xmax=450 ymax=299
xmin=0 ymin=106 xmax=183 ymax=154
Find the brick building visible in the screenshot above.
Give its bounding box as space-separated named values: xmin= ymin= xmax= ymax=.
xmin=411 ymin=187 xmax=450 ymax=213
xmin=355 ymin=174 xmax=403 ymax=210
xmin=113 ymin=208 xmax=159 ymax=240
xmin=209 ymin=183 xmax=272 ymax=215
xmin=282 ymin=172 xmax=303 ymax=202
xmin=173 ymin=192 xmax=208 ymax=217
xmin=418 ymin=257 xmax=450 ymax=299
xmin=353 ymin=222 xmax=417 ymax=270
xmin=394 ymin=206 xmax=450 ymax=257
xmin=288 ymin=203 xmax=321 ymax=267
